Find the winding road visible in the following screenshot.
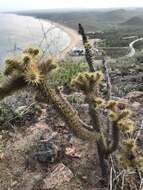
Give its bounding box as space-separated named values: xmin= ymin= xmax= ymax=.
xmin=127 ymin=37 xmax=143 ymax=57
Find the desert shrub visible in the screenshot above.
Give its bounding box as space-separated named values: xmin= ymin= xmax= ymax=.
xmin=0 ymin=103 xmax=17 ymax=125
xmin=135 ymin=51 xmax=143 ymax=63
xmin=134 ymin=40 xmax=143 ymax=50
xmin=0 ymin=101 xmax=43 ymax=128
xmin=110 ymin=57 xmax=135 ymax=70
xmin=48 ymin=59 xmax=88 ymax=87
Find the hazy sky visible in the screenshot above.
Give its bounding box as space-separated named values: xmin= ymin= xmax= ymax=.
xmin=1 ymin=0 xmax=143 ymax=11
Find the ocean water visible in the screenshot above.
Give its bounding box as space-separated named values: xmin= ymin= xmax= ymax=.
xmin=0 ymin=13 xmax=70 ymax=67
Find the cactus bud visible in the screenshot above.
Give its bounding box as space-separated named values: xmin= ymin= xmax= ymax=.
xmin=5 ymin=58 xmax=20 ymax=66
xmin=72 ymin=71 xmax=104 ymax=93
xmin=93 ymin=97 xmax=105 ymax=107
xmin=40 ymin=58 xmax=57 ymax=74
xmin=117 ymin=119 xmax=134 ymax=132
xmin=106 ymin=100 xmax=118 ymax=111
xmin=23 ymin=47 xmax=39 ymax=57
xmin=23 ymin=55 xmax=31 ymax=65
xmin=119 ymin=109 xmax=132 ymax=120
xmin=109 ymin=111 xmax=118 ymax=121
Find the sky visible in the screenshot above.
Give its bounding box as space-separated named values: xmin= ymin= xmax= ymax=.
xmin=1 ymin=0 xmax=143 ymax=11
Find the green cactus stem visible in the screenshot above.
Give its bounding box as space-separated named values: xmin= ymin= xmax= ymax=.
xmin=78 ymin=23 xmax=95 ymax=72
xmin=36 ymin=80 xmax=102 ymax=141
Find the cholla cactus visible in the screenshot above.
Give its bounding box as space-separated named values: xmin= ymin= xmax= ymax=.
xmin=3 ymin=48 xmax=56 ymax=86
xmin=0 ymin=47 xmax=102 ymax=143
xmin=0 ymin=29 xmax=140 ymax=185
xmin=78 ymin=23 xmax=95 ymax=72
xmin=71 ymin=71 xmax=103 ymax=94
xmin=71 ymin=67 xmax=136 ymax=178
xmin=107 ymin=101 xmax=134 ymax=133
xmin=118 ymin=138 xmax=143 ymax=171
xmin=78 ymin=25 xmax=143 ymax=181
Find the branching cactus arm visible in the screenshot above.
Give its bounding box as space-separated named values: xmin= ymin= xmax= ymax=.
xmin=37 ymin=81 xmax=101 ymax=141
xmin=71 ymin=71 xmax=109 ymax=178
xmin=105 ymin=101 xmax=134 ymax=155
xmin=0 ymin=48 xmax=100 ymax=142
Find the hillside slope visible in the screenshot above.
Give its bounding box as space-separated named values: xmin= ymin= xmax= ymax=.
xmin=121 ymin=16 xmax=143 ymax=25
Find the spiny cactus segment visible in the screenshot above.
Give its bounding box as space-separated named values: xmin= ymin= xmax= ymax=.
xmin=4 ymin=47 xmax=57 ymax=86
xmin=40 ymin=58 xmax=57 ymax=75
xmin=107 ymin=100 xmax=134 ymax=132
xmin=24 ymin=63 xmax=42 ymax=85
xmin=23 ymin=47 xmax=39 ymax=57
xmin=71 ymin=71 xmax=103 ymax=93
xmin=4 ymin=58 xmax=21 ymax=76
xmin=118 ymin=138 xmax=143 ymax=170
xmin=72 ymin=70 xmax=134 ymax=133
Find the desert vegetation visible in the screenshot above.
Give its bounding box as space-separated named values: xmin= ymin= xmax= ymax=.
xmin=0 ymin=23 xmax=143 ymax=190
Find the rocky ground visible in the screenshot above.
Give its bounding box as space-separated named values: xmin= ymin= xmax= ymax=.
xmin=0 ymin=88 xmax=143 ymax=190
xmin=110 ymin=59 xmax=143 ymax=96
xmin=0 ymin=57 xmax=143 ymax=189
xmin=0 ymin=91 xmax=104 ymax=190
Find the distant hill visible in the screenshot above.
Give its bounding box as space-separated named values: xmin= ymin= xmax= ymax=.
xmin=121 ymin=16 xmax=143 ymax=25
xmin=100 ymin=9 xmax=128 ymax=22
xmin=17 ymin=8 xmax=143 ymax=30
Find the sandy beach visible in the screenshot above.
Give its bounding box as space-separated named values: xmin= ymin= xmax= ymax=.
xmin=45 ymin=20 xmax=81 ymax=59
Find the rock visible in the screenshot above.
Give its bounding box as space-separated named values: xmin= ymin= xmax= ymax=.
xmin=0 ymin=122 xmax=58 ymax=190
xmin=65 ymin=146 xmax=76 ymax=156
xmin=15 ymin=106 xmax=27 ymax=114
xmin=65 ymin=146 xmax=82 ymax=158
xmin=125 ymin=91 xmax=143 ymax=101
xmin=34 ymin=140 xmax=59 ymax=164
xmin=54 ymin=120 xmax=65 ymax=127
xmin=131 ymin=102 xmax=141 ymax=110
xmin=43 ymin=163 xmax=73 ymax=189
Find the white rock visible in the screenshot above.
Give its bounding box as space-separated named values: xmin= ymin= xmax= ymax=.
xmin=43 ymin=163 xmax=73 ymax=189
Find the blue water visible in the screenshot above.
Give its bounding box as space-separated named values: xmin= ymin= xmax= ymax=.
xmin=0 ymin=13 xmax=70 ymax=66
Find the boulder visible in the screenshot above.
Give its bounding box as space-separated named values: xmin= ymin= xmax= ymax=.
xmin=43 ymin=163 xmax=73 ymax=189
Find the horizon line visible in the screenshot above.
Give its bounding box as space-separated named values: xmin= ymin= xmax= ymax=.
xmin=1 ymin=6 xmax=143 ymax=13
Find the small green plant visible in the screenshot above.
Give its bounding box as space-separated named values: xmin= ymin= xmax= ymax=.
xmin=48 ymin=59 xmax=87 ymax=87
xmin=0 ymin=103 xmax=17 ymax=125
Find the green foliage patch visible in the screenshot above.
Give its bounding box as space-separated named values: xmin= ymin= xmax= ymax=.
xmin=48 ymin=59 xmax=88 ymax=87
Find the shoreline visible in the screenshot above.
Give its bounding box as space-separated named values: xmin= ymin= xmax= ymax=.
xmin=2 ymin=13 xmax=81 ymax=60
xmin=42 ymin=19 xmax=81 ymax=59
